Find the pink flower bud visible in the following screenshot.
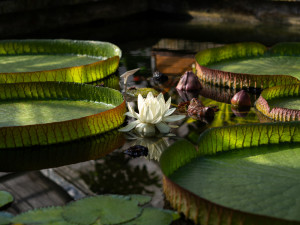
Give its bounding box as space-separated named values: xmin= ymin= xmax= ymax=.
xmin=231 ymin=90 xmax=251 ymax=108
xmin=176 ymin=71 xmax=201 ymax=91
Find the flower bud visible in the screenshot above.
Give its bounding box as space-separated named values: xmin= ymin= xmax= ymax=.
xmin=231 ymin=90 xmax=251 ymax=108
xmin=176 ymin=71 xmax=201 ymax=91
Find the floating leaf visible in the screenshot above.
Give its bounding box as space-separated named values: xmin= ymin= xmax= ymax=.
xmin=195 ymin=42 xmax=300 ymax=89
xmin=161 ymin=122 xmax=300 ymax=224
xmin=256 ymin=84 xmax=299 ymax=121
xmin=0 ymin=82 xmax=125 ymax=148
xmin=0 ymin=191 xmax=13 ymax=208
xmin=128 ymin=195 xmax=152 ymax=206
xmin=63 ymin=195 xmax=142 ymax=225
xmin=0 ymin=212 xmax=13 ymax=225
xmin=123 ymin=208 xmax=179 ymax=225
xmin=12 ymin=206 xmax=64 ymax=224
xmin=0 ymin=39 xmax=121 ymax=84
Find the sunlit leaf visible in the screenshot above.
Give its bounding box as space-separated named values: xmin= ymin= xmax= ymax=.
xmin=195 ymin=42 xmax=300 ymax=89
xmin=0 ymin=39 xmax=121 ymax=83
xmin=161 ymin=122 xmax=300 ymax=224
xmin=256 ymin=84 xmax=299 ymax=121
xmin=0 ymin=82 xmax=125 ymax=148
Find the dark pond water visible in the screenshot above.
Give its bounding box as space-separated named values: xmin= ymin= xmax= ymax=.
xmin=1 ymin=11 xmax=299 ymax=224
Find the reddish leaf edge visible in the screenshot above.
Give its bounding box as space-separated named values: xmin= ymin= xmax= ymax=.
xmin=0 ymin=82 xmax=126 ymax=149
xmin=161 ymin=122 xmax=300 ymax=225
xmin=195 ymin=42 xmax=300 ymax=89
xmin=255 ymin=84 xmax=300 ymax=121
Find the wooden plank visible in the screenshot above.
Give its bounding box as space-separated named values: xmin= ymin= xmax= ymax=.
xmin=154 ymin=54 xmax=194 ymax=75
xmin=0 ymin=171 xmax=72 ymax=215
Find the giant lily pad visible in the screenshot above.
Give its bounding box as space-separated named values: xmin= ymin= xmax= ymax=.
xmin=161 ymin=122 xmax=300 ymax=224
xmin=256 ymin=84 xmax=299 ymax=121
xmin=0 ymin=82 xmax=125 ymax=148
xmin=0 ymin=39 xmax=121 ymax=83
xmin=195 ymin=42 xmax=300 ymax=89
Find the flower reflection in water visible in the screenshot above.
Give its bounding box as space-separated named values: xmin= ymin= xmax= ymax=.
xmin=126 ymin=132 xmax=171 ymax=161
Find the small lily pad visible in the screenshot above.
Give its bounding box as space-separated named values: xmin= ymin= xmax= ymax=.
xmin=63 ymin=195 xmax=142 ymax=225
xmin=129 ymin=195 xmax=152 ymax=206
xmin=0 ymin=191 xmax=13 ymax=208
xmin=12 ymin=206 xmax=64 ymax=224
xmin=0 ymin=212 xmax=13 ymax=225
xmin=123 ymin=208 xmax=179 ymax=225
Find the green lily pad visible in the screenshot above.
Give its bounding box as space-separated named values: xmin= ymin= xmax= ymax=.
xmin=0 ymin=39 xmax=121 ymax=83
xmin=0 ymin=191 xmax=13 ymax=208
xmin=0 ymin=212 xmax=13 ymax=225
xmin=208 ymin=56 xmax=300 ymax=79
xmin=0 ymin=82 xmax=125 ymax=148
xmin=129 ymin=194 xmax=152 ymax=206
xmin=195 ymin=42 xmax=300 ymax=89
xmin=161 ymin=122 xmax=300 ymax=225
xmin=62 ymin=195 xmax=143 ymax=225
xmin=12 ymin=206 xmax=64 ymax=224
xmin=256 ymin=84 xmax=299 ymax=121
xmin=123 ymin=208 xmax=179 ymax=225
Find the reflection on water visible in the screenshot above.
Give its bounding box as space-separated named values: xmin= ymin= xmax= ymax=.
xmin=0 ymin=129 xmax=125 ymax=172
xmin=80 ymin=151 xmax=161 ymax=195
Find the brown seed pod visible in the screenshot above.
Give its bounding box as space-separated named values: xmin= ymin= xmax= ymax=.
xmin=177 ymin=101 xmax=190 ymax=113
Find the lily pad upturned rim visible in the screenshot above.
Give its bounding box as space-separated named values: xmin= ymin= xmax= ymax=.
xmin=195 ymin=42 xmax=300 ymax=89
xmin=255 ymin=84 xmax=300 ymax=121
xmin=0 ymin=82 xmax=126 ymax=149
xmin=0 ymin=39 xmax=122 ymax=83
xmin=160 ymin=122 xmax=300 ymax=225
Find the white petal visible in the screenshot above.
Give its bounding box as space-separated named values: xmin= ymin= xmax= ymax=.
xmin=147 ymin=92 xmax=154 ymax=99
xmin=145 ymin=105 xmax=154 ymax=122
xmin=120 ymin=68 xmax=140 ymax=84
xmin=137 ymin=94 xmax=144 ymax=113
xmin=124 ymin=112 xmax=135 ymax=118
xmin=165 ymin=97 xmax=171 ymax=112
xmin=118 ymin=120 xmax=139 ymax=132
xmin=152 ymin=115 xmax=162 ymax=124
xmin=155 ymin=122 xmax=170 ymax=133
xmin=163 ymin=114 xmax=185 ymax=122
xmin=164 ymin=107 xmax=176 ymax=117
xmin=127 ymin=103 xmax=139 ymax=120
xmin=156 ymin=93 xmax=164 ymax=102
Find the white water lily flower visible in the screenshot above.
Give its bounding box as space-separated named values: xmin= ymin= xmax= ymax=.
xmin=119 ymin=92 xmax=185 ymax=136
